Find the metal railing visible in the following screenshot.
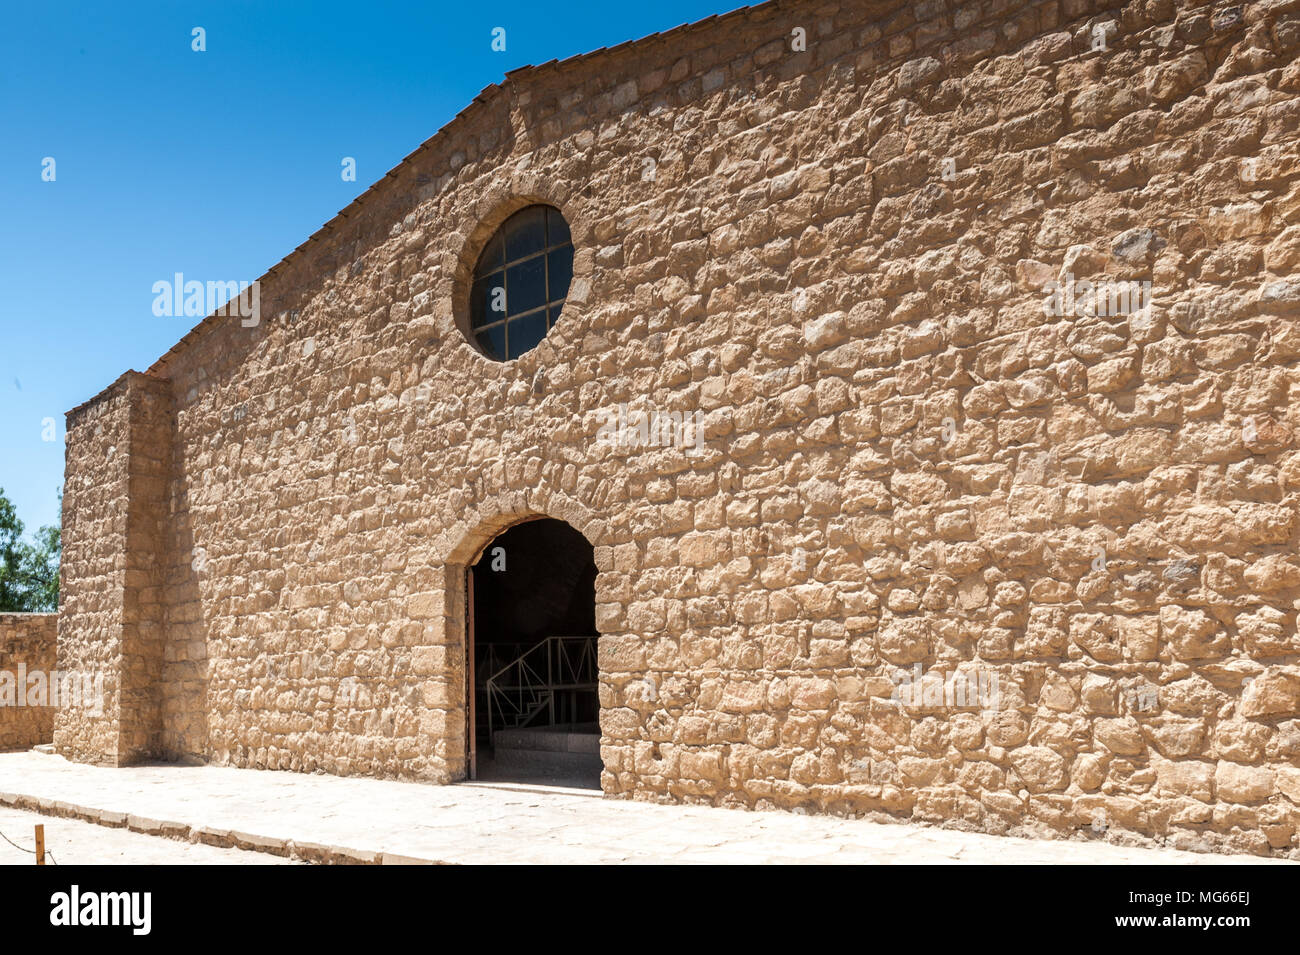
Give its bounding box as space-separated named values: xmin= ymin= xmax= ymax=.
xmin=483 ymin=636 xmax=597 ymax=742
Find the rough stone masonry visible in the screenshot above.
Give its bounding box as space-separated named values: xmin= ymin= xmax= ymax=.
xmin=0 ymin=614 xmax=57 ymax=751
xmin=48 ymin=0 xmax=1300 ymax=857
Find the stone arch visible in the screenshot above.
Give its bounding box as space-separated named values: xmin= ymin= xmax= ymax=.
xmin=432 ymin=486 xmax=611 ymax=568
xmin=433 ymin=486 xmax=613 ymax=784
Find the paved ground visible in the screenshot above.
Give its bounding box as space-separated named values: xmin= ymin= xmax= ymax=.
xmin=0 ymin=751 xmax=1288 ymax=864
xmin=0 ymin=806 xmax=298 ymax=865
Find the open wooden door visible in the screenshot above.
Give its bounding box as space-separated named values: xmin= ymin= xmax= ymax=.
xmin=467 ymin=566 xmax=477 ymax=781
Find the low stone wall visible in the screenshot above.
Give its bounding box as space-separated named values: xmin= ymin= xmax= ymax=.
xmin=0 ymin=614 xmax=58 ymax=751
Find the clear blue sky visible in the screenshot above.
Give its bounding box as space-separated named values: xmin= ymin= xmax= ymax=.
xmin=0 ymin=0 xmax=738 ymax=536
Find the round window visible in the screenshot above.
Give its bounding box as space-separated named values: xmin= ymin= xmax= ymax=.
xmin=468 ymin=205 xmax=574 ymax=361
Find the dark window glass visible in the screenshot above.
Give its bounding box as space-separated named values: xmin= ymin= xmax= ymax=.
xmin=469 ymin=204 xmax=574 ymax=360
xmin=470 ymin=276 xmax=497 ymax=322
xmin=479 ymin=230 xmax=505 ymax=271
xmin=547 ymin=246 xmax=573 ymax=304
xmin=508 ymin=310 xmax=548 ymax=357
xmin=476 ymin=323 xmax=507 ymax=361
xmin=546 ymin=206 xmax=571 ymax=246
xmin=506 ymin=256 xmax=547 ymax=315
xmin=505 ymin=205 xmax=547 ymax=261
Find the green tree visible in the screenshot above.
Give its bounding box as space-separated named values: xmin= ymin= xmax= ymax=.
xmin=23 ymin=509 xmax=61 ymax=611
xmin=0 ymin=489 xmax=24 ymax=610
xmin=0 ymin=487 xmax=61 ymax=612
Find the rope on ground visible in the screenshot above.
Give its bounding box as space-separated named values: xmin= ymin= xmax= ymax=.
xmin=0 ymin=829 xmax=35 ymax=853
xmin=0 ymin=828 xmax=59 ymax=863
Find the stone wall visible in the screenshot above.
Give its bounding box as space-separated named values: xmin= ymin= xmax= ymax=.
xmin=54 ymin=371 xmax=171 ymax=764
xmin=58 ymin=0 xmax=1300 ymax=856
xmin=0 ymin=614 xmax=57 ymax=751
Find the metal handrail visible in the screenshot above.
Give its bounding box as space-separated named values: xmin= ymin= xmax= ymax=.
xmin=484 ymin=635 xmax=597 ymax=743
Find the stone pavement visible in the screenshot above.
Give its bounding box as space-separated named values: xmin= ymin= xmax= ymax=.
xmin=0 ymin=751 xmax=1288 ymax=865
xmin=0 ymin=806 xmax=298 ymax=865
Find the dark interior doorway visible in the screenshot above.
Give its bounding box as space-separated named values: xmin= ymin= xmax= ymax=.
xmin=469 ymin=518 xmax=601 ymax=788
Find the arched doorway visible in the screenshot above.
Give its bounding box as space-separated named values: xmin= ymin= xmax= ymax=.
xmin=467 ymin=517 xmax=601 ymax=788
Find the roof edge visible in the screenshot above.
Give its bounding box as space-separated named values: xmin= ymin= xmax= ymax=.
xmin=65 ymin=369 xmax=168 ymax=421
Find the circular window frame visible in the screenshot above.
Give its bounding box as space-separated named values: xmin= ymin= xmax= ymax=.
xmin=448 ymin=190 xmax=591 ymax=367
xmin=466 ymin=204 xmax=573 ymax=362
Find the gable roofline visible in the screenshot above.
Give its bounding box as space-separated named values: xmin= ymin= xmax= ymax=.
xmin=141 ymin=0 xmax=775 ymax=382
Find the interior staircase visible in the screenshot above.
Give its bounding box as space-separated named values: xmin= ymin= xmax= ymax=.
xmin=478 ymin=635 xmax=601 ymax=783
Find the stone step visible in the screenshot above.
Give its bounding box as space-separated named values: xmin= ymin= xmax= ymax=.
xmin=491 ymin=724 xmax=601 ymax=775
xmin=493 ymin=723 xmax=599 ymax=754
